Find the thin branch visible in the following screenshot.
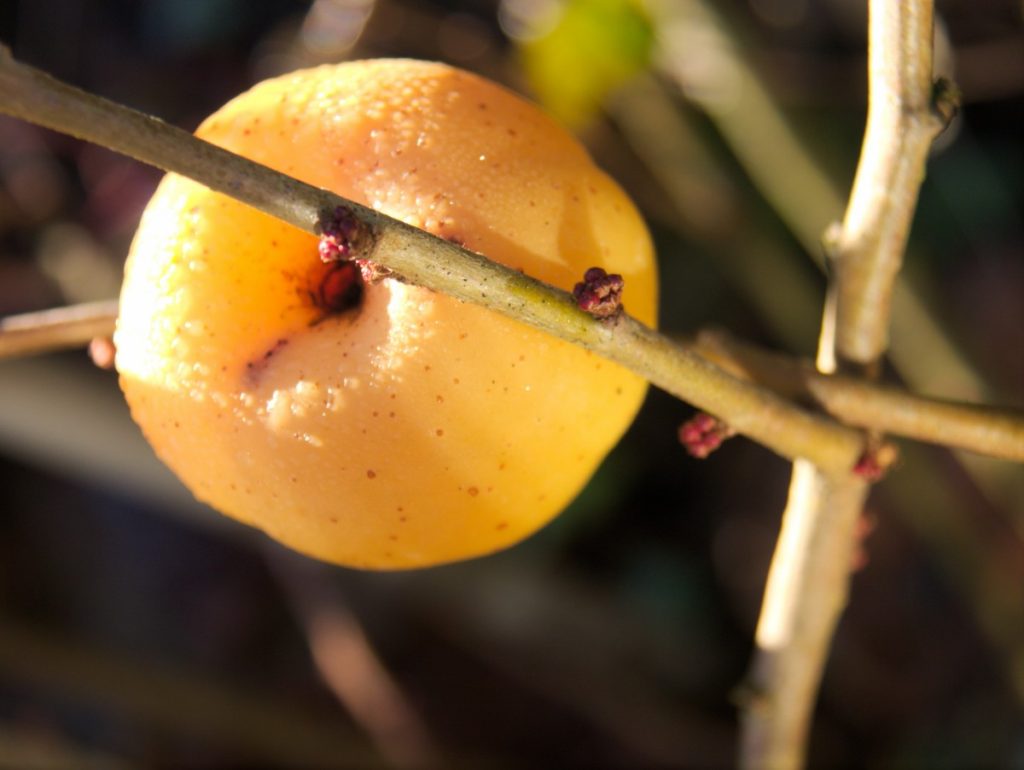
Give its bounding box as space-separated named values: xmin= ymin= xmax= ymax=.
xmin=0 ymin=300 xmax=118 ymax=358
xmin=832 ymin=4 xmax=955 ymax=369
xmin=693 ymin=330 xmax=1024 ymax=463
xmin=740 ymin=2 xmax=948 ymax=767
xmin=0 ymin=45 xmax=865 ymax=475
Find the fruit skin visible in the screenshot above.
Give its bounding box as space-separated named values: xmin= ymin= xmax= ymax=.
xmin=115 ymin=59 xmax=658 ymax=569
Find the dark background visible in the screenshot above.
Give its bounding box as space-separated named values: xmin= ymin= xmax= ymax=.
xmin=1 ymin=0 xmax=1022 ymax=767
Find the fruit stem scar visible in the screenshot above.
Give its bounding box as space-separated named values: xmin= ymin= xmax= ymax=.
xmin=573 ymin=267 xmax=624 ymax=320
xmin=313 ymin=261 xmax=364 ymax=317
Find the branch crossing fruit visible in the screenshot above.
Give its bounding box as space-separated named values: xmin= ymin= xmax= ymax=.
xmin=115 ymin=59 xmax=658 ymax=569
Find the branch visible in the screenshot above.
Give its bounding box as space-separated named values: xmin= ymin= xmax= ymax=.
xmin=830 ymin=4 xmax=956 ymax=370
xmin=4 ymin=300 xmax=1022 ymax=464
xmin=0 ymin=45 xmax=865 ymax=475
xmin=0 ymin=300 xmax=118 ymax=358
xmin=740 ymin=2 xmax=950 ymax=767
xmin=693 ymin=330 xmax=1024 ymax=463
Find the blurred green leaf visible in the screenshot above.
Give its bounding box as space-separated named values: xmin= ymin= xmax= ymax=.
xmin=520 ymin=0 xmax=654 ymax=127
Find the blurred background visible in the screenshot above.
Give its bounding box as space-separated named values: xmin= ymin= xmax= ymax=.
xmin=0 ymin=0 xmax=1022 ymax=766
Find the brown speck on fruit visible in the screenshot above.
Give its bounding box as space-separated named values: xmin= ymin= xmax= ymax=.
xmin=330 ymin=516 xmax=338 ymax=523
xmin=467 ymin=486 xmax=479 ymax=497
xmin=435 ymin=428 xmax=444 ymax=437
xmin=436 ymin=395 xmax=444 ymax=403
xmin=573 ymin=267 xmax=624 ymax=320
xmin=366 ymin=469 xmax=377 ymax=479
xmin=496 ymin=522 xmax=508 ymax=531
xmin=245 ymin=338 xmax=290 ymax=383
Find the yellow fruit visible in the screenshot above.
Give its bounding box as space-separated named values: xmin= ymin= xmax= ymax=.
xmin=115 ymin=59 xmax=658 ymax=569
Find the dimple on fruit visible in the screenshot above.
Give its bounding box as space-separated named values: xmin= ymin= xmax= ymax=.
xmin=115 ymin=59 xmax=658 ymax=569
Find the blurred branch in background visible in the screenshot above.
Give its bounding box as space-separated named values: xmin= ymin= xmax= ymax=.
xmin=0 ymin=618 xmax=383 ymax=767
xmin=413 ymin=562 xmax=734 ymax=766
xmin=0 ymin=724 xmax=135 ymax=770
xmin=0 ymin=300 xmax=116 ymax=358
xmin=608 ymin=73 xmax=823 ymax=354
xmin=268 ymin=552 xmax=441 ymax=769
